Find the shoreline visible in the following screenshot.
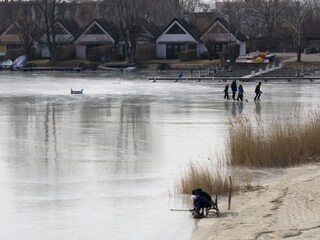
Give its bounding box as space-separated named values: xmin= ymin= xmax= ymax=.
xmin=2 ymin=52 xmax=320 ymax=72
xmin=191 ymin=163 xmax=320 ymax=240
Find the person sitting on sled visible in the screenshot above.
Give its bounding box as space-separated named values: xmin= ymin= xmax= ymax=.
xmin=192 ymin=188 xmax=212 ymax=202
xmin=190 ymin=194 xmax=212 ymax=218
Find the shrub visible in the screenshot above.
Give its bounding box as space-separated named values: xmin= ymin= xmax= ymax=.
xmin=179 ymin=50 xmax=197 ymax=62
xmin=57 ymin=45 xmax=76 ymax=61
xmin=136 ymin=44 xmax=156 ymax=62
xmin=5 ymin=48 xmax=25 ymax=61
xmin=87 ymin=44 xmax=121 ymax=62
xmin=187 ymin=42 xmax=197 ymax=50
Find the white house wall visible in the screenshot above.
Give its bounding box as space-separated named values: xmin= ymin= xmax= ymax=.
xmin=213 ymin=33 xmax=236 ymax=43
xmin=76 ymin=45 xmax=86 ymax=59
xmin=157 ymin=33 xmax=197 ymax=43
xmin=55 ymin=34 xmax=74 ymax=43
xmin=76 ymin=34 xmax=115 ymax=44
xmin=237 ymin=41 xmax=246 ymax=56
xmin=156 ymin=44 xmax=166 ymax=58
xmin=198 ymin=43 xmax=207 ymax=57
xmin=40 ymin=47 xmax=50 ymax=58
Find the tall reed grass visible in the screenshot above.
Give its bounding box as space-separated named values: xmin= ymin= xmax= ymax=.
xmin=228 ymin=111 xmax=320 ymax=167
xmin=177 ymin=161 xmax=232 ymax=195
xmin=177 ymin=110 xmax=320 ymax=195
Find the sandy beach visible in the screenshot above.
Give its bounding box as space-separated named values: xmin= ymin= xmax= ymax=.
xmin=192 ymin=163 xmax=320 ymax=240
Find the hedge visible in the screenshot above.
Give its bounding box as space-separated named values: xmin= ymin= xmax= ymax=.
xmin=179 ymin=50 xmax=197 ymax=62
xmin=57 ymin=45 xmax=76 ymax=60
xmin=136 ymin=44 xmax=156 ymax=62
xmin=86 ymin=45 xmax=121 ymax=62
xmin=5 ymin=48 xmax=25 ymax=61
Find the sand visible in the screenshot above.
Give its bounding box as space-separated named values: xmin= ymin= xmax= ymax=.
xmin=191 ymin=163 xmax=320 ymax=240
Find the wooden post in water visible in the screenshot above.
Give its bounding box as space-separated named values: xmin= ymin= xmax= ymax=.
xmin=228 ymin=176 xmax=232 ymax=210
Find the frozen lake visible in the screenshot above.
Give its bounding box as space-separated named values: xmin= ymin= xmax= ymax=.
xmin=0 ymin=70 xmax=319 ymax=240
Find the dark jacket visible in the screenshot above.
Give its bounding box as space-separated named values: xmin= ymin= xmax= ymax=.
xmin=194 ymin=196 xmax=212 ymax=211
xmin=255 ymin=84 xmax=262 ymax=94
xmin=231 ymin=81 xmax=237 ymax=92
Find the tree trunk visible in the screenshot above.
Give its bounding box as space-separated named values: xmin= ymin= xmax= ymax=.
xmin=297 ymin=47 xmax=302 ymax=62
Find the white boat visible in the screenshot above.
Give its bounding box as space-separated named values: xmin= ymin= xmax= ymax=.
xmin=0 ymin=59 xmax=13 ymax=69
xmin=12 ymin=55 xmax=27 ymax=70
xmin=236 ymin=52 xmax=276 ymax=64
xmin=99 ymin=66 xmax=122 ymax=71
xmin=122 ymin=66 xmax=137 ymax=72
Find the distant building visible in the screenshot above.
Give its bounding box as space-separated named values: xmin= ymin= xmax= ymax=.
xmin=74 ymin=19 xmax=120 ymax=60
xmin=37 ymin=19 xmax=81 ymax=58
xmin=156 ymin=17 xmax=247 ymax=59
xmin=0 ymin=22 xmax=23 ymax=58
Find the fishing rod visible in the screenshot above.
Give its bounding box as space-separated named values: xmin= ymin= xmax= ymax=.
xmin=170 ymin=209 xmax=191 ymax=212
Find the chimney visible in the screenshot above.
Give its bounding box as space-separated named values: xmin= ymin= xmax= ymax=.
xmin=184 ymin=14 xmax=191 ymax=24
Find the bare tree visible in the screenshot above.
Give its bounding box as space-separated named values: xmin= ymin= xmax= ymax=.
xmin=2 ymin=1 xmax=41 ymax=60
xmin=15 ymin=4 xmax=42 ymax=60
xmin=203 ymin=35 xmax=216 ymax=60
xmin=36 ymin=0 xmax=58 ymax=62
xmin=221 ymin=0 xmax=245 ymax=36
xmin=252 ymin=0 xmax=285 ymax=50
xmin=283 ymin=0 xmax=317 ymax=62
xmin=180 ymin=0 xmax=211 ymax=13
xmin=114 ymin=0 xmax=151 ymax=63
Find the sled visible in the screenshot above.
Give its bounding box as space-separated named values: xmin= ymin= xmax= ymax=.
xmin=205 ymin=195 xmax=220 ymax=217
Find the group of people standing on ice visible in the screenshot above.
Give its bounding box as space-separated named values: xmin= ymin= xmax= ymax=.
xmin=223 ymin=80 xmax=262 ymax=101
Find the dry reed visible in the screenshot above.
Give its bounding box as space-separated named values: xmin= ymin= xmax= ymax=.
xmin=177 ymin=161 xmax=231 ymax=195
xmin=176 ymin=110 xmax=320 ymax=195
xmin=228 ymin=111 xmax=320 ymax=167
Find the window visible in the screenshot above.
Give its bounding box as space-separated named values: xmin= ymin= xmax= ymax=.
xmin=166 ymin=43 xmax=186 ymax=59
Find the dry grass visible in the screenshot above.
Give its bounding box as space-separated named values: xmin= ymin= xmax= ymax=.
xmin=177 ymin=110 xmax=320 ymax=195
xmin=283 ymin=61 xmax=320 ymax=71
xmin=177 ymin=161 xmax=232 ymax=195
xmin=228 ymin=112 xmax=320 ymax=167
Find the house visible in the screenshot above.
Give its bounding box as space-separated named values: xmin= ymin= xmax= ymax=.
xmin=37 ymin=19 xmax=81 ymax=58
xmin=156 ymin=17 xmax=247 ymax=59
xmin=138 ymin=21 xmax=161 ymax=44
xmin=199 ymin=18 xmax=247 ymax=57
xmin=0 ymin=22 xmax=23 ymax=58
xmin=74 ymin=19 xmax=120 ymax=60
xmin=156 ymin=18 xmax=200 ymax=59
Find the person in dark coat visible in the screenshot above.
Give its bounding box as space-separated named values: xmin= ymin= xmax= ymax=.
xmin=254 ymin=82 xmax=262 ymax=101
xmin=223 ymin=83 xmax=230 ymax=99
xmin=192 ymin=188 xmax=212 ymax=202
xmin=237 ymin=85 xmax=244 ymax=101
xmin=190 ymin=195 xmax=212 ymax=218
xmin=231 ymin=80 xmax=237 ymax=100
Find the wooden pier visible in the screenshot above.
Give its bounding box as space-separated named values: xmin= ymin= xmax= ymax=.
xmin=21 ymin=66 xmax=83 ymax=72
xmin=149 ymin=76 xmax=320 ymax=82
